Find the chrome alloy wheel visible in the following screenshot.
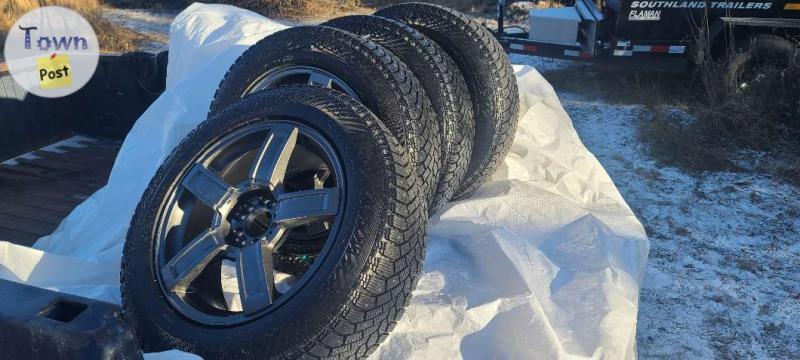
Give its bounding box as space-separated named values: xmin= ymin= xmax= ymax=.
xmin=154 ymin=121 xmax=344 ymax=325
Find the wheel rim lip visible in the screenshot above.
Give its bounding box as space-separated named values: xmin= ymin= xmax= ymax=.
xmin=243 ymin=65 xmax=360 ymax=100
xmin=153 ymin=120 xmax=346 ymax=326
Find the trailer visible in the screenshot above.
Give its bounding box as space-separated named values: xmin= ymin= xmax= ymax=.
xmin=495 ymin=0 xmax=799 ymax=82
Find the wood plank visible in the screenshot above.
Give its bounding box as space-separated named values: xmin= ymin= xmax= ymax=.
xmin=0 ymin=194 xmax=80 ymax=213
xmin=0 ymin=214 xmax=55 ymax=236
xmin=16 ymin=156 xmax=96 ymax=173
xmin=0 ymin=171 xmax=103 ymax=197
xmin=0 ymin=138 xmax=120 ymax=245
xmin=0 ymin=163 xmax=60 ymax=180
xmin=0 ymin=200 xmax=70 ymax=220
xmin=0 ymin=202 xmax=64 ymax=225
xmin=31 ymin=149 xmax=117 ymax=168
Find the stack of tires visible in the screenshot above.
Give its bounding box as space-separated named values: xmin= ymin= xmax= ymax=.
xmin=121 ymin=3 xmax=519 ymax=359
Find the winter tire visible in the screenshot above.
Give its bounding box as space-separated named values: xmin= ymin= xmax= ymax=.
xmin=323 ymin=14 xmax=475 ymax=215
xmin=375 ymin=3 xmax=520 ymax=199
xmin=122 ymin=86 xmax=427 ymax=359
xmin=209 ymin=26 xmax=442 ymax=207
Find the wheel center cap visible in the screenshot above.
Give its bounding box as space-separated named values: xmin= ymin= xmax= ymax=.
xmin=243 ymin=208 xmax=271 ymax=237
xmin=225 ymin=190 xmax=275 ymax=247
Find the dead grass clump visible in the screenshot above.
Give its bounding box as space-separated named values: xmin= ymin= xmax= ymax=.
xmin=690 ymin=35 xmax=800 ymax=187
xmin=535 ymin=0 xmax=566 ymax=9
xmin=1 ymin=0 xmax=151 ymax=53
xmin=638 ymin=31 xmax=800 ymax=185
xmin=107 ymin=0 xmax=498 ymax=19
xmin=638 ymin=103 xmax=735 ymax=172
xmin=107 ymin=0 xmax=373 ymax=20
xmin=696 ymin=57 xmax=800 ymax=151
xmin=367 ymin=0 xmax=495 ymax=14
xmin=220 ymin=0 xmax=370 ymax=20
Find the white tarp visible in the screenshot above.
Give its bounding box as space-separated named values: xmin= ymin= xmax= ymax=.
xmin=0 ymin=4 xmax=648 ymax=359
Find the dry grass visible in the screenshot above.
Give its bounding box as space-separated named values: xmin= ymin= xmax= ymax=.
xmin=1 ymin=0 xmax=152 ymax=53
xmin=106 ymin=0 xmax=372 ymax=20
xmin=215 ymin=0 xmax=371 ymax=20
xmin=637 ymin=29 xmax=800 ymax=185
xmin=105 ymin=0 xmax=499 ymax=19
xmin=0 ymin=0 xmax=500 ymax=53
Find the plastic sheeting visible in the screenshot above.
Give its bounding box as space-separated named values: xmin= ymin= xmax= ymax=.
xmin=0 ymin=4 xmax=648 ymax=359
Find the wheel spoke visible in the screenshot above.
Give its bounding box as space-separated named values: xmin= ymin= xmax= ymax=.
xmin=308 ymin=72 xmax=334 ymax=88
xmin=266 ymin=225 xmax=290 ymax=250
xmin=161 ymin=229 xmax=226 ymax=292
xmin=236 ymin=243 xmax=274 ymax=315
xmin=273 ymin=188 xmax=340 ymax=228
xmin=182 ymin=164 xmax=236 ymax=210
xmin=250 ymin=125 xmax=299 ymax=188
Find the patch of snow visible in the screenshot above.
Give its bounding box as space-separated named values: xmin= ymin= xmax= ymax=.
xmin=39 ymin=135 xmax=95 ymax=154
xmin=2 ymin=148 xmax=41 ymax=166
xmin=2 ymin=136 xmax=93 ymax=164
xmin=509 ymin=54 xmax=576 ymax=72
xmin=514 ymin=53 xmax=800 ymax=358
xmin=102 ymin=8 xmax=177 ymax=52
xmin=565 ymin=96 xmax=799 ymax=358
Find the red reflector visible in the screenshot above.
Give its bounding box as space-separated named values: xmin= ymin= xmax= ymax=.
xmin=579 ymin=52 xmax=593 ymax=59
xmin=509 ymin=43 xmax=538 ymax=53
xmin=651 ymin=45 xmax=669 ymax=53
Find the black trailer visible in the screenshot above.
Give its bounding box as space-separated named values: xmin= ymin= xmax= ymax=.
xmin=495 ymin=0 xmax=799 ymax=79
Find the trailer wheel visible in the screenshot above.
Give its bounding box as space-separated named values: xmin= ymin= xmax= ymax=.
xmin=122 ymin=86 xmax=426 ymax=359
xmin=209 ymin=26 xmax=442 ymax=207
xmin=323 ymin=15 xmax=475 ymax=215
xmin=726 ymin=34 xmax=798 ymax=91
xmin=376 ymin=3 xmax=520 ymax=199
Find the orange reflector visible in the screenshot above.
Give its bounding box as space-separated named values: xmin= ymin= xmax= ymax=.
xmin=785 ymin=3 xmax=800 ymax=9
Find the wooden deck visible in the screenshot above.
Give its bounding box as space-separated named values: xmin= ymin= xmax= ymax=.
xmin=0 ymin=137 xmax=119 ymax=246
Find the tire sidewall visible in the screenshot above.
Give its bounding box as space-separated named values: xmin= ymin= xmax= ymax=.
xmin=123 ymin=90 xmax=392 ymax=357
xmin=375 ymin=3 xmax=520 ymax=199
xmin=208 ymin=26 xmax=441 ymax=205
xmin=322 ymin=15 xmax=476 ymax=214
xmin=210 ymin=27 xmax=412 ymax=147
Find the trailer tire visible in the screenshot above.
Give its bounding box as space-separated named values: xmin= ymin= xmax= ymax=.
xmin=209 ymin=26 xmax=442 ymax=206
xmin=726 ymin=34 xmax=798 ymax=91
xmin=323 ymin=15 xmax=475 ymax=215
xmin=122 ymin=86 xmax=427 ymax=359
xmin=376 ymin=3 xmax=520 ymax=199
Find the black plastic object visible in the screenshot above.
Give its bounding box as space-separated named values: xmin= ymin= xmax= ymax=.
xmin=0 ymin=279 xmax=143 ymax=360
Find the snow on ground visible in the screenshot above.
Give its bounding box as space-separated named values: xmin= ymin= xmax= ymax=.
xmin=1 ymin=135 xmax=96 ymax=165
xmin=102 ymin=8 xmax=176 ymax=52
xmin=510 ymin=55 xmax=800 ymax=358
xmin=101 ymin=7 xmax=312 ymax=53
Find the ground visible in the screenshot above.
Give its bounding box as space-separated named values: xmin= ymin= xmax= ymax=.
xmin=513 ymin=55 xmax=800 ymax=358
xmin=100 ymin=9 xmax=800 ymax=359
xmin=102 ymin=8 xmax=174 ymax=52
